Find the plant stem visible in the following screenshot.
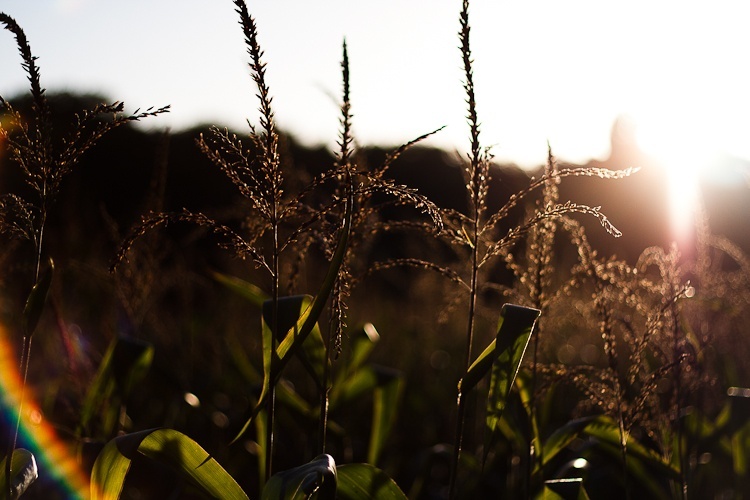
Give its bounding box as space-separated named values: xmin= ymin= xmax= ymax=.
xmin=449 ymin=3 xmax=484 ymax=496
xmin=449 ymin=185 xmax=480 ymax=500
xmin=5 ymin=335 xmax=32 ymax=499
xmin=266 ymin=220 xmax=279 ymax=482
xmin=318 ymin=388 xmax=330 ymax=454
xmin=615 ymin=380 xmax=630 ymax=500
xmin=319 ymin=298 xmax=336 ymax=454
xmin=5 ymin=209 xmax=45 ymax=497
xmin=525 ymin=334 xmax=539 ymax=498
xmin=672 ymin=306 xmax=687 ymax=499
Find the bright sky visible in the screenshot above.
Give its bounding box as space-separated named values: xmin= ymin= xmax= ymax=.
xmin=1 ymin=0 xmax=750 ymax=170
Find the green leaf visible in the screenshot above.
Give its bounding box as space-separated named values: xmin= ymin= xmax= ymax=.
xmin=226 ymin=336 xmax=316 ymax=420
xmin=485 ymin=304 xmax=541 ymax=432
xmin=111 ymin=337 xmax=153 ymax=396
xmin=732 ymin=423 xmax=750 ymax=477
xmin=0 ymin=449 xmax=38 ymax=499
xmin=212 ymin=271 xmax=269 ymax=308
xmin=582 ymin=414 xmax=678 ymax=497
xmin=344 ymin=324 xmax=380 ymax=378
xmin=261 ymin=454 xmax=336 ymax=500
xmin=263 ymin=296 xmax=328 ymax=390
xmin=90 ymin=437 xmax=131 ymax=500
xmin=336 ymin=463 xmax=407 ymax=500
xmin=78 ymin=336 xmax=153 ymax=439
xmin=232 ymin=190 xmax=353 ymax=443
xmin=23 ymin=257 xmax=53 ymax=337
xmin=540 ymin=417 xmax=598 ymax=469
xmin=334 ymin=366 xmax=378 ymax=405
xmin=460 ymin=304 xmax=540 ymax=395
xmin=543 ymin=478 xmax=590 ymax=500
xmin=91 ymin=428 xmax=248 ymax=500
xmin=367 ymin=367 xmax=403 ymax=466
xmin=330 ymin=325 xmax=382 ymax=406
xmin=226 ymin=334 xmax=263 ymax=386
xmin=255 ymin=410 xmax=268 ymax=490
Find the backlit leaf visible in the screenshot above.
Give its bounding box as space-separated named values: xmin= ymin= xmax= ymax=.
xmin=78 ymin=336 xmax=153 ymax=439
xmin=485 ymin=304 xmax=541 ymax=432
xmin=91 ymin=428 xmax=248 ymax=500
xmin=336 ymin=463 xmax=407 ymax=500
xmin=263 ymin=295 xmax=328 ymax=390
xmin=367 ymin=366 xmax=403 ymax=466
xmin=543 ymin=478 xmax=590 ymax=500
xmin=0 ymin=449 xmax=37 ymax=499
xmin=23 ymin=257 xmax=53 ymax=338
xmin=212 ymin=271 xmax=269 ymax=307
xmin=460 ymin=304 xmax=540 ymax=395
xmin=261 ymin=454 xmax=336 ymax=500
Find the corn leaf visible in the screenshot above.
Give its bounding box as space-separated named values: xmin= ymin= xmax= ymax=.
xmin=330 ymin=324 xmax=380 ymax=406
xmin=23 ymin=257 xmax=53 ymax=338
xmin=261 ymin=454 xmax=336 ymax=500
xmin=232 ymin=190 xmax=352 ymax=443
xmin=367 ymin=367 xmax=403 ymax=466
xmin=263 ymin=295 xmax=328 ymax=390
xmin=212 ymin=271 xmax=269 ymax=307
xmin=78 ymin=336 xmax=153 ymax=439
xmin=485 ymin=304 xmax=541 ymax=433
xmin=582 ymin=415 xmax=678 ymax=498
xmin=543 ymin=478 xmax=590 ymax=500
xmin=336 ymin=463 xmax=407 ymax=500
xmin=0 ymin=449 xmax=37 ymax=499
xmin=334 ymin=367 xmax=377 ymax=405
xmin=460 ymin=304 xmax=540 ymax=395
xmin=540 ymin=416 xmax=598 ymax=470
xmin=345 ymin=323 xmax=380 ymax=377
xmin=91 ymin=428 xmax=248 ymax=500
xmin=110 ymin=337 xmax=153 ymax=397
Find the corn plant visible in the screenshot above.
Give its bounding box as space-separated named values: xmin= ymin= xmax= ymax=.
xmin=109 ymin=0 xmax=441 ymax=495
xmin=0 ymin=12 xmax=167 ymax=498
xmin=395 ymin=3 xmax=634 ymax=496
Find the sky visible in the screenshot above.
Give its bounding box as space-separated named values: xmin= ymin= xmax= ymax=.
xmin=1 ymin=0 xmax=750 ymax=170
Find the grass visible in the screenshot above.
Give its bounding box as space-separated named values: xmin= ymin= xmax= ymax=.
xmin=1 ymin=1 xmax=749 ymax=499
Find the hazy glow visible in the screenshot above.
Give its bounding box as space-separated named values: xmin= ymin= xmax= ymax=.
xmin=635 ymin=117 xmax=714 ymax=246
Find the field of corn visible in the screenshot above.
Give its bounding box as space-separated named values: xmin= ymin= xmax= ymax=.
xmin=1 ymin=1 xmax=750 ymax=499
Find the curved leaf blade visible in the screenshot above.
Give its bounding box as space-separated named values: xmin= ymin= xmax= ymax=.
xmin=336 ymin=463 xmax=407 ymax=500
xmin=23 ymin=257 xmax=53 ymax=337
xmin=263 ymin=296 xmax=328 ymax=390
xmin=0 ymin=449 xmax=38 ymax=499
xmin=91 ymin=428 xmax=248 ymax=500
xmin=544 ymin=478 xmax=590 ymax=500
xmin=90 ymin=435 xmax=133 ymax=500
xmin=212 ymin=271 xmax=269 ymax=308
xmin=261 ymin=454 xmax=336 ymax=500
xmin=460 ymin=304 xmax=540 ymax=395
xmin=78 ymin=336 xmax=153 ymax=439
xmin=368 ymin=367 xmax=403 ymax=466
xmin=540 ymin=416 xmax=598 ymax=469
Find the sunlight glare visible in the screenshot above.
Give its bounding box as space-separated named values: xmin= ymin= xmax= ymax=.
xmin=634 ymin=118 xmax=714 ymax=248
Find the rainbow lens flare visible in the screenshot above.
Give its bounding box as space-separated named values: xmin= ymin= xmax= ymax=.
xmin=0 ymin=325 xmax=92 ymax=499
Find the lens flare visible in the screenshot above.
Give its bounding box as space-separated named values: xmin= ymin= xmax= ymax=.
xmin=0 ymin=326 xmax=90 ymax=499
xmin=635 ymin=118 xmax=714 ymax=251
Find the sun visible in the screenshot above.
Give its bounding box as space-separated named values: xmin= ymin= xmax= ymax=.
xmin=633 ymin=116 xmax=715 ymax=250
